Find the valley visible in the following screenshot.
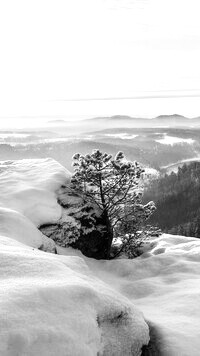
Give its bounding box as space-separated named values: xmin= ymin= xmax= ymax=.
xmin=0 ymin=117 xmax=200 ymax=175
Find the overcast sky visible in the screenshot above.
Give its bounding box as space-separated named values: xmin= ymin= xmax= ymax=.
xmin=0 ymin=0 xmax=200 ymax=126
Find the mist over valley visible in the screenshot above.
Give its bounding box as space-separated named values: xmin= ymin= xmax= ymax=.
xmin=0 ymin=115 xmax=200 ymax=175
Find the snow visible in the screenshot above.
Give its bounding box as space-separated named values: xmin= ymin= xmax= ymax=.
xmin=0 ymin=207 xmax=55 ymax=252
xmin=1 ymin=157 xmax=200 ymax=355
xmin=0 ymin=235 xmax=149 ymax=355
xmin=0 ymin=158 xmax=71 ymax=226
xmin=0 ymin=158 xmax=149 ymax=355
xmin=90 ymin=234 xmax=200 ymax=355
xmin=156 ymin=135 xmax=194 ymax=145
xmin=143 ymin=167 xmax=160 ymax=179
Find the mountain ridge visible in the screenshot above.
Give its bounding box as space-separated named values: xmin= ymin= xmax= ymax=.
xmin=86 ymin=114 xmax=199 ymax=121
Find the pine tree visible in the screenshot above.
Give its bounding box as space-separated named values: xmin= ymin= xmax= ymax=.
xmin=70 ymin=149 xmax=156 ymax=259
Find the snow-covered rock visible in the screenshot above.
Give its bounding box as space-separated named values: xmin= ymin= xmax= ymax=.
xmin=0 ymin=158 xmax=71 ymax=226
xmin=0 ymin=207 xmax=56 ymax=252
xmin=0 ymin=158 xmax=71 ymax=251
xmin=2 ymin=157 xmax=200 ymax=355
xmin=0 ymin=158 xmax=149 ymax=355
xmin=0 ymin=235 xmax=149 ymax=355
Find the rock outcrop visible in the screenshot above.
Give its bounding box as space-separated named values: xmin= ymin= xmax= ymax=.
xmin=40 ymin=185 xmax=111 ymax=259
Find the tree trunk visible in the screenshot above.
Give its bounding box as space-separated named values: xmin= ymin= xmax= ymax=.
xmin=102 ymin=210 xmax=113 ymax=259
xmin=70 ymin=209 xmax=113 ymax=260
xmin=98 ymin=174 xmax=113 ymax=259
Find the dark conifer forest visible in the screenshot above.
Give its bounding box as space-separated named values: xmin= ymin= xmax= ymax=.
xmin=144 ymin=162 xmax=200 ymax=238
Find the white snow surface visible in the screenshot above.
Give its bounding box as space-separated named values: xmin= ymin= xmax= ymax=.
xmin=0 ymin=207 xmax=55 ymax=252
xmin=91 ymin=234 xmax=200 ymax=355
xmin=1 ymin=158 xmax=200 ymax=355
xmin=0 ymin=158 xmax=71 ymax=226
xmin=0 ymin=236 xmax=149 ymax=356
xmin=0 ymin=158 xmax=149 ymax=355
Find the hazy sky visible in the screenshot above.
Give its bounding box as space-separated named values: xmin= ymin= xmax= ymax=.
xmin=0 ymin=0 xmax=200 ymax=126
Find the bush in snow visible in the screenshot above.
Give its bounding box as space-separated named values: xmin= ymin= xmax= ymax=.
xmin=112 ymin=225 xmax=162 ymax=259
xmin=70 ymin=149 xmax=157 ymax=259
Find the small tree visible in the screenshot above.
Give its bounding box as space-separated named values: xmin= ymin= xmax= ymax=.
xmin=70 ymin=150 xmax=156 ymax=259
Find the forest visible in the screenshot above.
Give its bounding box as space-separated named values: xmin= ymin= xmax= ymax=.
xmin=144 ymin=162 xmax=200 ymax=237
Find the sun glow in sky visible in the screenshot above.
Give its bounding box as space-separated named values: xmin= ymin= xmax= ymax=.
xmin=0 ymin=0 xmax=200 ymax=127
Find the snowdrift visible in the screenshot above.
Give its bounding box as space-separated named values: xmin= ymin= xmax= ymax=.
xmin=91 ymin=234 xmax=200 ymax=355
xmin=0 ymin=158 xmax=71 ymax=226
xmin=0 ymin=158 xmax=149 ymax=355
xmin=0 ymin=207 xmax=56 ymax=252
xmin=1 ymin=158 xmax=200 ymax=355
xmin=0 ymin=236 xmax=148 ymax=356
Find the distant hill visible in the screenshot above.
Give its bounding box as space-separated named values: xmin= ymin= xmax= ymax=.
xmin=85 ymin=115 xmax=200 ymax=129
xmin=29 ymin=115 xmax=200 ymax=135
xmin=155 ymin=114 xmax=187 ymax=120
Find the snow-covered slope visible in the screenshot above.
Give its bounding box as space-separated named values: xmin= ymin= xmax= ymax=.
xmin=91 ymin=234 xmax=200 ymax=355
xmin=0 ymin=158 xmax=149 ymax=355
xmin=1 ymin=158 xmax=200 ymax=355
xmin=0 ymin=235 xmax=148 ymax=356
